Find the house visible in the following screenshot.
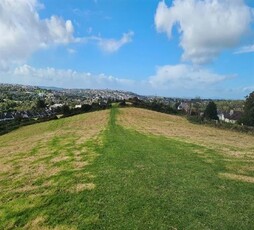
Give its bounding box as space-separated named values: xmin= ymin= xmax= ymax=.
xmin=0 ymin=112 xmax=15 ymax=122
xmin=4 ymin=112 xmax=14 ymax=121
xmin=50 ymin=104 xmax=63 ymax=110
xmin=20 ymin=111 xmax=30 ymax=119
xmin=177 ymin=102 xmax=190 ymax=113
xmin=75 ymin=105 xmax=82 ymax=109
xmin=217 ymin=111 xmax=225 ymax=121
xmin=218 ymin=110 xmax=243 ymax=124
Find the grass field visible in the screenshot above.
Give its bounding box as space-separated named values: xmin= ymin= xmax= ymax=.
xmin=0 ymin=107 xmax=254 ymax=229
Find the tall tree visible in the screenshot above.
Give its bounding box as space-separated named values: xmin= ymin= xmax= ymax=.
xmin=204 ymin=101 xmax=218 ymax=120
xmin=241 ymin=91 xmax=254 ymax=126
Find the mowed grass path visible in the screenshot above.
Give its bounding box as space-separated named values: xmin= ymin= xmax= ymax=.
xmin=1 ymin=107 xmax=254 ymax=229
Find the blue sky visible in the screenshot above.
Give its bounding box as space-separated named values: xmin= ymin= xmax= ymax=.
xmin=0 ymin=0 xmax=254 ymax=99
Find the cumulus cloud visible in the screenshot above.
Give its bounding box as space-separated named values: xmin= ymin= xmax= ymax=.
xmin=11 ymin=65 xmax=134 ymax=90
xmin=155 ymin=0 xmax=253 ymax=64
xmin=0 ymin=0 xmax=75 ymax=68
xmin=0 ymin=63 xmax=236 ymax=98
xmin=0 ymin=0 xmax=132 ymax=70
xmin=149 ymin=64 xmax=229 ymax=90
xmin=8 ymin=64 xmax=230 ymax=92
xmin=95 ymin=31 xmax=134 ymax=53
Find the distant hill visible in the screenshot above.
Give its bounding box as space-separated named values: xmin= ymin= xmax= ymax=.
xmin=39 ymin=86 xmax=65 ymax=91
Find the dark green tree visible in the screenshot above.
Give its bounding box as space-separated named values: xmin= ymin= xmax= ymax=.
xmin=240 ymin=91 xmax=254 ymax=126
xmin=81 ymin=104 xmax=92 ymax=112
xmin=36 ymin=99 xmax=46 ymax=109
xmin=119 ymin=99 xmax=126 ymax=107
xmin=62 ymin=104 xmax=70 ymax=115
xmin=204 ymin=101 xmax=218 ymax=120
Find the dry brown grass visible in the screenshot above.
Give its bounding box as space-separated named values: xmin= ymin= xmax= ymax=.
xmin=118 ymin=108 xmax=254 ymax=158
xmin=0 ymin=110 xmax=108 ymax=195
xmin=24 ymin=216 xmax=77 ymax=230
xmin=0 ymin=110 xmax=108 ymax=157
xmin=24 ymin=216 xmax=46 ymax=230
xmin=72 ymin=183 xmax=96 ymax=193
xmin=219 ymin=173 xmax=254 ymax=183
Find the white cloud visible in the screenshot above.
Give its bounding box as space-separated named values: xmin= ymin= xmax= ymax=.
xmin=0 ymin=0 xmax=75 ymax=69
xmin=155 ymin=0 xmax=253 ymax=64
xmin=12 ymin=63 xmax=228 ymax=92
xmin=0 ymin=63 xmax=239 ymax=98
xmin=11 ymin=65 xmax=134 ymax=90
xmin=76 ymin=31 xmax=134 ymax=53
xmin=95 ymin=31 xmax=134 ymax=53
xmin=149 ymin=64 xmax=229 ymax=90
xmin=235 ymin=44 xmax=254 ymax=54
xmin=242 ymin=85 xmax=254 ymax=93
xmin=0 ymin=0 xmax=132 ymax=71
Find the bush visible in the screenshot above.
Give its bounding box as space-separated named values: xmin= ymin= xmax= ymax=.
xmin=187 ymin=115 xmax=204 ymax=124
xmin=204 ymin=101 xmax=218 ymax=120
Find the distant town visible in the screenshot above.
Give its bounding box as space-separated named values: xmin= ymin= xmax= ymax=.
xmin=0 ymin=83 xmax=245 ymax=125
xmin=0 ymin=83 xmax=245 ymax=124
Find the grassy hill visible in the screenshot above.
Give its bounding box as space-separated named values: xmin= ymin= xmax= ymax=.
xmin=0 ymin=107 xmax=254 ymax=229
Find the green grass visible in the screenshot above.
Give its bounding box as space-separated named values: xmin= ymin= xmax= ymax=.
xmin=0 ymin=107 xmax=254 ymax=229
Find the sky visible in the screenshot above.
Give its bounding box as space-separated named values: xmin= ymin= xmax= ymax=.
xmin=0 ymin=0 xmax=254 ymax=99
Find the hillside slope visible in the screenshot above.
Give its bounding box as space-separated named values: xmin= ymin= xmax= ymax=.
xmin=118 ymin=107 xmax=254 ymax=157
xmin=0 ymin=107 xmax=254 ymax=229
xmin=0 ymin=110 xmax=108 ymax=229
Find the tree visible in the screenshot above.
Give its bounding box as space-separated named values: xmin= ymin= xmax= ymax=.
xmin=36 ymin=99 xmax=46 ymax=109
xmin=204 ymin=101 xmax=218 ymax=120
xmin=119 ymin=99 xmax=126 ymax=107
xmin=62 ymin=104 xmax=70 ymax=115
xmin=81 ymin=104 xmax=92 ymax=112
xmin=240 ymin=91 xmax=254 ymax=126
